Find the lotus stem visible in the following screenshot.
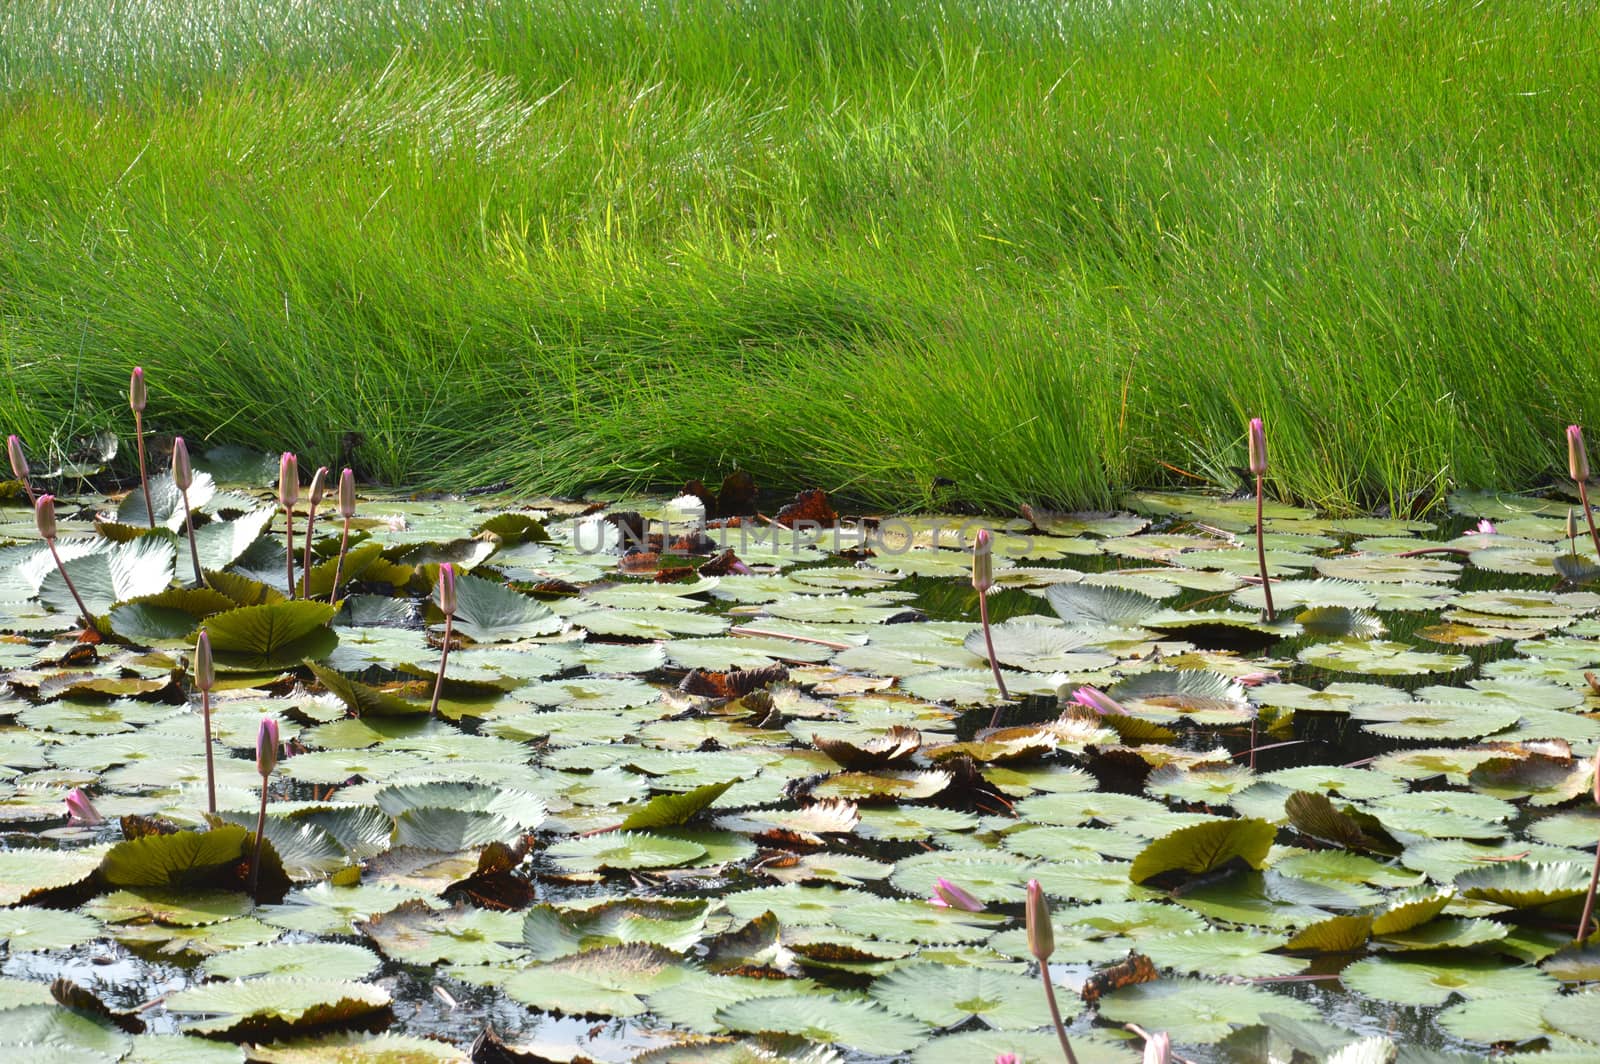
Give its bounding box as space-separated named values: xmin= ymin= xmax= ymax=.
xmin=196 ymin=629 xmax=216 ymax=815
xmin=250 ymin=716 xmax=279 ymax=902
xmin=1579 ymin=483 xmax=1600 ymax=566
xmin=283 ymin=514 xmax=295 ymax=597
xmin=1578 ymin=752 xmax=1600 ymax=943
xmin=1248 ymin=418 xmax=1274 ymax=622
xmin=1570 ymin=427 xmax=1600 ymax=563
xmin=300 ymin=466 xmax=328 ymax=599
xmin=429 ymin=563 xmax=457 ymax=716
xmin=329 ymin=468 xmax=356 ymax=603
xmin=37 ymin=496 xmax=94 ymax=631
xmin=330 ymin=518 xmax=352 ymax=603
xmin=172 ymin=437 xmax=205 ymax=587
xmin=1580 ymin=847 xmax=1600 ymax=944
xmin=128 ymin=368 xmax=154 ymax=529
xmin=974 ymin=529 xmax=1010 ymax=728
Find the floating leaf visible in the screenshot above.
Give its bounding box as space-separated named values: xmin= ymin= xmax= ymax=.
xmin=164 ymin=978 xmax=392 ymax=1040
xmin=1128 ymin=818 xmax=1275 ymax=883
xmin=449 ymin=573 xmax=562 ymax=642
xmin=204 ymin=601 xmax=339 ymax=668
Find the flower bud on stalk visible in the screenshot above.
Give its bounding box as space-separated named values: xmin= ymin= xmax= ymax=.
xmin=129 ymin=367 xmax=154 ymax=529
xmin=1248 ymin=417 xmax=1268 ymax=476
xmin=1025 ymin=879 xmax=1078 ymax=1064
xmin=8 ymin=435 xmax=34 ymax=504
xmin=338 ymin=468 xmax=356 ymax=518
xmin=128 ymin=367 xmax=146 ymax=414
xmin=974 ymin=529 xmax=1009 ymax=725
xmin=172 ymin=437 xmax=205 ymax=586
xmin=1568 ymin=427 xmax=1600 ymax=564
xmin=36 ymin=495 xmax=93 ymax=631
xmin=195 ymin=629 xmax=218 ymax=814
xmin=300 ymin=466 xmax=329 ymax=598
xmin=429 ymin=564 xmax=458 ymax=716
xmin=34 ymin=493 xmax=57 ymax=542
xmin=279 ymin=453 xmax=299 ymax=598
xmin=329 ymin=468 xmax=357 ymax=603
xmin=249 ymin=716 xmax=280 ymax=900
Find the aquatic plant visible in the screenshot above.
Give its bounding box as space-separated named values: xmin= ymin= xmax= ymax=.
xmin=35 ymin=494 xmax=93 ymax=630
xmin=429 ymin=562 xmax=457 ymax=716
xmin=1578 ymin=750 xmax=1600 ymax=943
xmin=128 ymin=367 xmax=154 ymax=529
xmin=929 ymin=877 xmax=986 ymax=912
xmin=64 ymin=787 xmax=103 ymax=827
xmin=7 ymin=434 xmax=34 ymax=505
xmin=195 ymin=628 xmax=216 ymax=815
xmin=974 ymin=528 xmax=1009 ymax=724
xmin=278 ymin=452 xmax=300 ymax=597
xmin=171 ymin=437 xmax=205 ymax=586
xmin=299 ymin=466 xmax=329 ymax=598
xmin=1071 ymin=686 xmax=1126 ymax=716
xmin=1142 ymin=1031 xmax=1173 ymax=1063
xmin=1248 ymin=417 xmax=1275 ymax=621
xmin=1026 ymin=878 xmax=1078 ymax=1064
xmin=329 ymin=468 xmax=356 ymax=603
xmin=1569 ymin=426 xmax=1600 ymax=561
xmin=249 ymin=715 xmax=280 ymax=901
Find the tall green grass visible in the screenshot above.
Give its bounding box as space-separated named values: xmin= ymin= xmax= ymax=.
xmin=1 ymin=0 xmax=1596 ymax=512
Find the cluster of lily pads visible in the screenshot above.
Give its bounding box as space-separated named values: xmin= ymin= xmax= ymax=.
xmin=4 ymin=399 xmax=1600 ymax=1060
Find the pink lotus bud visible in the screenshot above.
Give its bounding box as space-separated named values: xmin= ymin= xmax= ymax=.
xmin=172 ymin=436 xmax=193 ymax=491
xmin=972 ymin=528 xmax=994 ymax=593
xmin=1025 ymin=879 xmax=1053 ymax=962
xmin=1248 ymin=417 xmax=1268 ymax=476
xmin=256 ymin=716 xmax=280 ymax=778
xmin=1142 ymin=1031 xmax=1173 ymax=1064
xmin=195 ymin=629 xmax=214 ymax=692
xmin=1571 ymin=425 xmax=1590 ymax=483
xmin=1072 ymin=685 xmax=1126 ymax=715
xmin=338 ymin=468 xmax=356 ymax=518
xmin=437 ymin=563 xmax=457 ymax=617
xmin=278 ymin=453 xmax=299 ymax=510
xmin=931 ymin=877 xmax=987 ymax=912
xmin=7 ymin=435 xmax=28 ymax=483
xmin=128 ymin=367 xmax=146 ymax=414
xmin=307 ymin=466 xmax=329 ymax=507
xmin=34 ymin=494 xmax=57 ymax=541
xmin=64 ymin=787 xmax=104 ymax=827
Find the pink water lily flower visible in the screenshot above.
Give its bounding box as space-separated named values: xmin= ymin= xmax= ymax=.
xmin=930 ymin=877 xmax=986 ymax=912
xmin=995 ymin=1055 xmax=1019 ymax=1064
xmin=65 ymin=787 xmax=104 ymax=826
xmin=1465 ymin=519 xmax=1496 ymax=536
xmin=1071 ymin=685 xmax=1127 ymax=716
xmin=1142 ymin=1030 xmax=1173 ymax=1064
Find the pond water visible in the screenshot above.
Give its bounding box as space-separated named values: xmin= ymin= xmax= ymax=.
xmin=0 ymin=476 xmax=1596 ymax=1062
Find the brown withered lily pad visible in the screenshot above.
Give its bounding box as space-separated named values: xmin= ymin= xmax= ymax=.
xmin=812 ymin=725 xmax=922 ymax=770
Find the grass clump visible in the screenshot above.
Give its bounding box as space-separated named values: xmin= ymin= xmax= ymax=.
xmin=1 ymin=0 xmax=1597 ymax=512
